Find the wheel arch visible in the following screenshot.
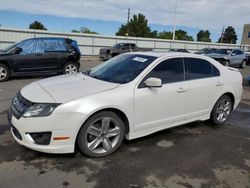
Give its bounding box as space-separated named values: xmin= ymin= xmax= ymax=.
xmin=213 ymin=92 xmax=235 ymax=111
xmin=76 ymin=107 xmax=130 ymax=139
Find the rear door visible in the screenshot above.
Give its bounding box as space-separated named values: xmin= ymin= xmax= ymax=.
xmin=42 ymin=38 xmax=68 ymax=70
xmin=183 ymin=58 xmax=222 ymax=120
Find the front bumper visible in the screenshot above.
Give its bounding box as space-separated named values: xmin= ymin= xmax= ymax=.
xmin=8 ymin=111 xmax=85 ymax=154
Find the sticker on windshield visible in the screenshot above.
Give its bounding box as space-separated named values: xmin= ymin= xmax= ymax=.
xmin=133 ymin=57 xmax=148 ymax=62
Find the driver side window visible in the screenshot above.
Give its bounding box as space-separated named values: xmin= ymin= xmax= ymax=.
xmin=138 ymin=58 xmax=184 ymax=88
xmin=17 ymin=39 xmax=44 ymax=55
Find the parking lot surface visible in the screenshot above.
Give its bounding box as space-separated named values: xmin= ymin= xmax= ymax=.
xmin=0 ymin=57 xmax=250 ymax=188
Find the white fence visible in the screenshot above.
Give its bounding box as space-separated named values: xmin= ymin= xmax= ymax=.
xmin=0 ymin=27 xmax=249 ymax=55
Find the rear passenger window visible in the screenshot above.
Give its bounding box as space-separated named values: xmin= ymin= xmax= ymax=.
xmin=43 ymin=39 xmax=67 ymax=52
xmin=184 ymin=58 xmax=219 ymax=79
xmin=139 ymin=58 xmax=184 ymax=88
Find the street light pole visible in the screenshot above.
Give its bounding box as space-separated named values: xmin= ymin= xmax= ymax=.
xmin=172 ymin=0 xmax=177 ymax=40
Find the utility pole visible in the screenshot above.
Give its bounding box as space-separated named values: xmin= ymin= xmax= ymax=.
xmin=126 ymin=8 xmax=130 ymax=36
xmin=172 ymin=0 xmax=177 ymax=40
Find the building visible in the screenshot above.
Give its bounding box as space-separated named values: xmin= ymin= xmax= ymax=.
xmin=241 ymin=24 xmax=250 ymax=48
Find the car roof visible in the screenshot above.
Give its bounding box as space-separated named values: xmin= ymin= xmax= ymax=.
xmin=27 ymin=37 xmax=73 ymax=41
xmin=127 ymin=51 xmax=202 ymax=58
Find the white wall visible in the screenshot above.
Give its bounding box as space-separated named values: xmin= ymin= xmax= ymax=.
xmin=0 ymin=27 xmax=248 ymax=55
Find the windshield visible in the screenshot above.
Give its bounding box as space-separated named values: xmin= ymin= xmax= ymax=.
xmin=84 ymin=54 xmax=157 ymax=84
xmin=2 ymin=42 xmax=19 ymax=52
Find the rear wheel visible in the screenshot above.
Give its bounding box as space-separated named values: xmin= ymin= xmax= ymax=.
xmin=240 ymin=60 xmax=246 ymax=69
xmin=77 ymin=111 xmax=125 ymax=157
xmin=63 ymin=62 xmax=79 ymax=74
xmin=0 ymin=63 xmax=10 ymax=82
xmin=210 ymin=95 xmax=232 ymax=125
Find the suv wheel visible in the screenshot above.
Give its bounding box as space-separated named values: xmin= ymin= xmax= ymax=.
xmin=240 ymin=60 xmax=246 ymax=69
xmin=210 ymin=95 xmax=232 ymax=125
xmin=63 ymin=62 xmax=79 ymax=74
xmin=0 ymin=63 xmax=10 ymax=82
xmin=77 ymin=111 xmax=125 ymax=157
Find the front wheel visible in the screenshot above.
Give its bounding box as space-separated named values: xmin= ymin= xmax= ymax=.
xmin=240 ymin=60 xmax=246 ymax=69
xmin=223 ymin=60 xmax=230 ymax=67
xmin=210 ymin=95 xmax=232 ymax=125
xmin=63 ymin=62 xmax=79 ymax=74
xmin=77 ymin=111 xmax=125 ymax=157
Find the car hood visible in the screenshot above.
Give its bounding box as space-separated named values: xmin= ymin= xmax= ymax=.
xmin=20 ymin=73 xmax=119 ymax=103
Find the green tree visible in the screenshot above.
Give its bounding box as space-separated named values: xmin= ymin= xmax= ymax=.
xmin=197 ymin=30 xmax=211 ymax=42
xmin=116 ymin=13 xmax=155 ymax=38
xmin=29 ymin=21 xmax=47 ymax=30
xmin=175 ymin=29 xmax=194 ymax=41
xmin=218 ymin=26 xmax=237 ymax=44
xmin=71 ymin=27 xmax=98 ymax=34
xmin=157 ymin=31 xmax=173 ymax=39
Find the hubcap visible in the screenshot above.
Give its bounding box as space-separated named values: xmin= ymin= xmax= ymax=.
xmin=0 ymin=66 xmax=7 ymax=80
xmin=216 ymin=99 xmax=231 ymax=123
xmin=85 ymin=117 xmax=121 ymax=154
xmin=65 ymin=64 xmax=77 ymax=74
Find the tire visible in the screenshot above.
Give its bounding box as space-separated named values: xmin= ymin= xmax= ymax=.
xmin=210 ymin=95 xmax=233 ymax=125
xmin=0 ymin=63 xmax=10 ymax=82
xmin=240 ymin=60 xmax=246 ymax=69
xmin=63 ymin=62 xmax=79 ymax=74
xmin=77 ymin=111 xmax=125 ymax=157
xmin=223 ymin=60 xmax=230 ymax=67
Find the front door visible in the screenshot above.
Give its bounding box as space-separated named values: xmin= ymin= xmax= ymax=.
xmin=134 ymin=58 xmax=188 ymax=131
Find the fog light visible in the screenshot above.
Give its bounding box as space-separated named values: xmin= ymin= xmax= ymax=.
xmin=28 ymin=132 xmax=52 ymax=145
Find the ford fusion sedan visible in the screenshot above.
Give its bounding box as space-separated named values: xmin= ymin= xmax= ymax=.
xmin=8 ymin=52 xmax=242 ymax=157
xmin=0 ymin=37 xmax=81 ymax=82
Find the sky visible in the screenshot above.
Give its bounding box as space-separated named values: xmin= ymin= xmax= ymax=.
xmin=0 ymin=0 xmax=249 ymax=43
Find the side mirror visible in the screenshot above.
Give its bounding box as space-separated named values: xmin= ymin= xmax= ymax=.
xmin=13 ymin=47 xmax=22 ymax=54
xmin=231 ymin=52 xmax=236 ymax=56
xmin=144 ymin=77 xmax=162 ymax=88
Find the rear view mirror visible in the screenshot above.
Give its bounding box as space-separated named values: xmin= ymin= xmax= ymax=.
xmin=231 ymin=53 xmax=236 ymax=56
xmin=13 ymin=47 xmax=22 ymax=54
xmin=144 ymin=77 xmax=162 ymax=88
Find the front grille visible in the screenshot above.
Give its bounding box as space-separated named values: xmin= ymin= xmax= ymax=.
xmin=10 ymin=92 xmax=33 ymax=119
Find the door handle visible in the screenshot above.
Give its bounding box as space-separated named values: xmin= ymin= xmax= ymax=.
xmin=176 ymin=87 xmax=187 ymax=93
xmin=216 ymin=81 xmax=223 ymax=86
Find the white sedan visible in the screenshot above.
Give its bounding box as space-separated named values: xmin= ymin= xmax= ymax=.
xmin=8 ymin=52 xmax=242 ymax=157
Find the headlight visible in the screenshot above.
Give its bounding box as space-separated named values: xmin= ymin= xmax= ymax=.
xmin=23 ymin=103 xmax=60 ymax=118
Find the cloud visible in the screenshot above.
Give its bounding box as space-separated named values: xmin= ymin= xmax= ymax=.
xmin=0 ymin=0 xmax=248 ymax=34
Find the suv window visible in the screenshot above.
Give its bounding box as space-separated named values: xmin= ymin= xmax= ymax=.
xmin=234 ymin=50 xmax=244 ymax=55
xmin=18 ymin=39 xmax=44 ymax=55
xmin=184 ymin=58 xmax=219 ymax=79
xmin=43 ymin=39 xmax=66 ymax=52
xmin=139 ymin=58 xmax=184 ymax=88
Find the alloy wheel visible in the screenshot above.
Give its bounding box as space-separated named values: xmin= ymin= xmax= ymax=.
xmin=85 ymin=117 xmax=121 ymax=154
xmin=65 ymin=64 xmax=78 ymax=74
xmin=0 ymin=66 xmax=7 ymax=81
xmin=216 ymin=99 xmax=231 ymax=123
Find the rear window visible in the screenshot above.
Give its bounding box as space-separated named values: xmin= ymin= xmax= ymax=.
xmin=184 ymin=58 xmax=220 ymax=80
xmin=43 ymin=38 xmax=67 ymax=52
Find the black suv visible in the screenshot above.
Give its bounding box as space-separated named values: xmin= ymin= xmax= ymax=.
xmin=0 ymin=37 xmax=81 ymax=81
